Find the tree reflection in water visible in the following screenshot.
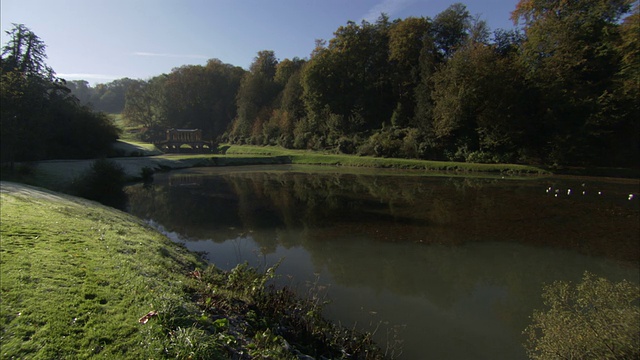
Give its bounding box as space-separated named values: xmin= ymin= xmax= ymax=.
xmin=126 ymin=165 xmax=639 ymax=360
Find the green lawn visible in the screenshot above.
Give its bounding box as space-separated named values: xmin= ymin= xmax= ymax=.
xmin=112 ymin=139 xmax=163 ymax=156
xmin=110 ymin=114 xmax=143 ymax=142
xmin=0 ymin=182 xmax=205 ymax=358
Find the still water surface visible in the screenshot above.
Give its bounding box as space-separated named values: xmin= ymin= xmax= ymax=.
xmin=126 ymin=165 xmax=639 ymax=359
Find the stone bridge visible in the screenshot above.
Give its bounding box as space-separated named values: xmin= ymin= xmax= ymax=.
xmin=155 ymin=129 xmax=214 ymax=153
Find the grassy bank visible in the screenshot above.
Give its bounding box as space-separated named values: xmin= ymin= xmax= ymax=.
xmin=222 ymin=145 xmax=549 ymax=174
xmin=1 ymin=182 xmax=203 ymax=358
xmin=0 ymin=182 xmax=387 ymax=359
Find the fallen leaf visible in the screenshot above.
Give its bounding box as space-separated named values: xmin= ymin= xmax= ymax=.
xmin=138 ymin=310 xmax=158 ymax=324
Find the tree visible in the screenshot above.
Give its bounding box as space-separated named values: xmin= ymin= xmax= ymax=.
xmin=274 ymin=57 xmax=305 ymax=86
xmin=66 ymin=80 xmax=92 ymax=104
xmin=388 ymin=17 xmax=431 ymax=126
xmin=159 ymin=60 xmax=244 ymax=141
xmin=97 ymin=78 xmax=136 ymax=113
xmin=0 ymin=68 xmax=35 ymax=166
xmin=524 ymin=272 xmax=639 ymax=360
xmin=413 ymin=4 xmax=472 ymax=152
xmin=491 ymin=28 xmax=524 ymax=57
xmin=431 ymin=3 xmax=472 ymax=59
xmin=1 ymin=23 xmax=53 ymax=79
xmin=512 ymin=0 xmax=635 ymax=165
xmin=611 ymin=5 xmax=640 ymax=166
xmin=122 ymin=77 xmax=168 ymax=133
xmin=261 ymin=58 xmax=307 ymax=147
xmin=232 ymin=51 xmax=280 ymax=142
xmin=302 ymin=15 xmax=394 ymax=139
xmin=426 ymin=16 xmax=547 ymax=163
xmin=250 ymin=50 xmax=278 ymax=79
xmin=123 ymin=59 xmax=244 ymax=143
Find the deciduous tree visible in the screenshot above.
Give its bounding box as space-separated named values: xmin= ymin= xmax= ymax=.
xmin=512 ymin=0 xmax=634 ymax=165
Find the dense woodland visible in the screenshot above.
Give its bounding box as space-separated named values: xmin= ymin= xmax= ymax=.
xmin=2 ymin=1 xmax=639 ymax=168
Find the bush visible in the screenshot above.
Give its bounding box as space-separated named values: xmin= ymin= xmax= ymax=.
xmin=277 ymin=133 xmax=294 ymax=149
xmin=140 ymin=166 xmax=154 ymax=184
xmin=359 ymin=127 xmax=420 ymax=158
xmin=337 ymin=137 xmax=356 ymax=154
xmin=524 ymin=272 xmax=640 ymax=360
xmin=72 ymin=159 xmax=127 ymax=209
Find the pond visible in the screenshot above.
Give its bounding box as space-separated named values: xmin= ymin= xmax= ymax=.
xmin=126 ymin=165 xmax=639 ymax=359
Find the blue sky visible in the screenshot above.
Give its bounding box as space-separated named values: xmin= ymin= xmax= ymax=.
xmin=1 ymin=0 xmax=520 ymax=85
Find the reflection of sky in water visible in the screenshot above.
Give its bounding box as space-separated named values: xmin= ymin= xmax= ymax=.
xmin=149 ymin=221 xmax=638 ymax=360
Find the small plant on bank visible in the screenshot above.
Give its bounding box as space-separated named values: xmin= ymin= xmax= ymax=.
xmin=524 ymin=271 xmax=640 ymax=360
xmin=187 ymin=263 xmax=390 ymax=359
xmin=167 ymin=326 xmax=222 ymax=359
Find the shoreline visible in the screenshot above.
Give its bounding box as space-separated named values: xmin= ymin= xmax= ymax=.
xmin=20 ymin=141 xmax=638 ymax=191
xmin=0 ymin=181 xmax=389 ymax=359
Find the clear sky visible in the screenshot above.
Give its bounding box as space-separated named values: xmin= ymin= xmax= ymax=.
xmin=1 ymin=0 xmax=520 ymax=85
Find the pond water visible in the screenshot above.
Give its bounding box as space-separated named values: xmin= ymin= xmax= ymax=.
xmin=126 ymin=165 xmax=639 ymax=359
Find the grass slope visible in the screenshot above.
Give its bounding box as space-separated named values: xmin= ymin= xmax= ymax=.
xmin=0 ymin=182 xmax=204 ymax=359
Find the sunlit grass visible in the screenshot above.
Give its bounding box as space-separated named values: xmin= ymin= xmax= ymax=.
xmin=112 ymin=139 xmax=163 ymax=156
xmin=110 ymin=114 xmax=141 ymax=142
xmin=0 ymin=182 xmax=205 ymax=358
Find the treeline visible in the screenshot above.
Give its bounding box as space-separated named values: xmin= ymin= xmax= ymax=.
xmin=119 ymin=1 xmax=637 ymax=167
xmin=65 ymin=78 xmax=135 ymax=113
xmin=1 ymin=25 xmax=120 ymax=165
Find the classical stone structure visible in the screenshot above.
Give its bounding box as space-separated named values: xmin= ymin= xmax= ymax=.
xmin=155 ymin=129 xmax=214 ymax=153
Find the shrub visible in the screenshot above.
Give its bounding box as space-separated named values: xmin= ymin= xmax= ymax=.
xmin=359 ymin=127 xmax=418 ymax=158
xmin=465 ymin=151 xmax=496 ymax=164
xmin=72 ymin=159 xmax=127 ymax=209
xmin=337 ymin=137 xmax=356 ymax=154
xmin=524 ymin=272 xmax=640 ymax=360
xmin=140 ymin=166 xmax=154 ymax=184
xmin=401 ymin=128 xmax=422 ymax=159
xmin=277 ymin=133 xmax=294 ymax=149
